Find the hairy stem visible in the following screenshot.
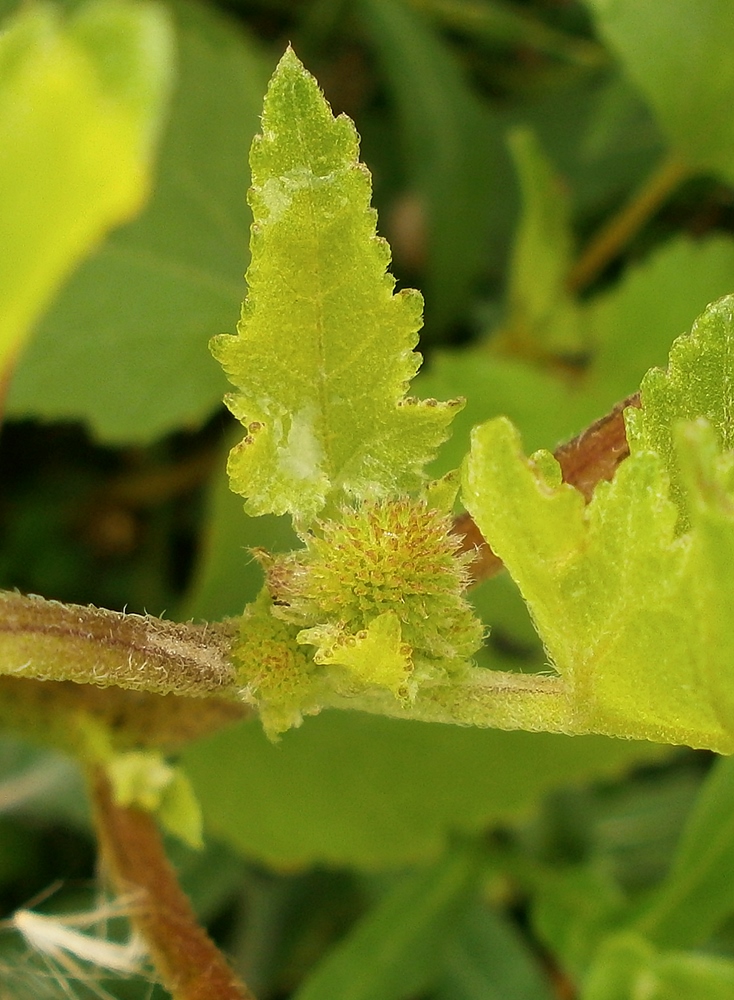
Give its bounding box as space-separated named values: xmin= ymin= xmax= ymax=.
xmin=0 ymin=591 xmax=239 ymax=697
xmin=91 ymin=766 xmax=256 ymax=1000
xmin=326 ymin=667 xmax=733 ymax=752
xmin=566 ymin=151 xmax=689 ymax=294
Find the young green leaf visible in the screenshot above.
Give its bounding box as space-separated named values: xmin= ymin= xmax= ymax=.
xmin=211 ymin=47 xmax=461 ymax=527
xmin=627 ymin=296 xmax=734 ymax=529
xmin=461 ymin=295 xmax=734 ymax=752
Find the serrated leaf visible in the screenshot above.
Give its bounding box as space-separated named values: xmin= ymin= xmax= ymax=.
xmin=461 ymin=293 xmax=734 ymax=752
xmin=676 ymin=421 xmax=734 ymax=734
xmin=211 ymin=48 xmax=460 ymax=525
xmin=461 ymin=416 xmax=727 ymax=751
xmin=0 ymin=0 xmax=172 ymax=380
xmin=627 ymin=296 xmax=734 ymax=529
xmin=7 ymin=0 xmax=270 ymax=442
xmin=182 ymin=712 xmax=667 ymax=868
xmin=586 ymin=0 xmax=734 ymax=182
xmin=302 ymin=612 xmax=414 ymax=701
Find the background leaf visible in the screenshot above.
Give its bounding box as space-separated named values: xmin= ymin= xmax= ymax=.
xmin=584 ymin=237 xmax=734 ymax=412
xmin=634 ymin=754 xmax=734 ymax=949
xmin=293 ymin=843 xmax=480 ymax=1000
xmin=585 ymin=0 xmax=734 ymax=182
xmin=358 ymin=0 xmax=497 ymax=333
xmin=7 ymin=0 xmax=270 ymax=442
xmin=183 ymin=712 xmax=667 ymax=868
xmin=435 ymin=898 xmax=555 ymax=1000
xmin=0 ymin=0 xmax=173 ymax=381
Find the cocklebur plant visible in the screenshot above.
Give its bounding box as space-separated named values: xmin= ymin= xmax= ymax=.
xmin=8 ymin=23 xmax=734 ymax=1000
xmin=206 ymin=48 xmax=734 ymax=755
xmin=8 ymin=45 xmax=734 ymax=756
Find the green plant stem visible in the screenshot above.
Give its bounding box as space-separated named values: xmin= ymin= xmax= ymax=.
xmin=566 ymin=151 xmax=690 ymax=294
xmin=0 ymin=590 xmax=239 ymax=697
xmin=91 ymin=766 xmax=256 ymax=1000
xmin=326 ymin=668 xmax=734 ymax=753
xmin=2 ymin=589 xmax=730 ymax=752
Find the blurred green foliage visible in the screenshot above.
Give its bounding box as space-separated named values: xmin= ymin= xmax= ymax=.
xmin=2 ymin=0 xmax=734 ymax=997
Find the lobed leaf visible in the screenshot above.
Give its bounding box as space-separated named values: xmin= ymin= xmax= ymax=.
xmin=212 ymin=48 xmax=460 ymax=526
xmin=462 ymin=295 xmax=734 ymax=752
xmin=627 ymin=296 xmax=734 ymax=529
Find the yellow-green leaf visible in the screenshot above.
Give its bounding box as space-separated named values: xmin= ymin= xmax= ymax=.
xmin=211 ymin=47 xmax=461 ymax=528
xmin=0 ymin=0 xmax=173 ymax=377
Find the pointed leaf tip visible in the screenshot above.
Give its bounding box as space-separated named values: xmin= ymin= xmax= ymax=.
xmin=212 ymin=46 xmax=460 ymax=525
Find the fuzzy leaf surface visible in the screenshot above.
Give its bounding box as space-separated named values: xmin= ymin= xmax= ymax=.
xmin=211 ymin=48 xmax=459 ymax=525
xmin=627 ymin=296 xmax=734 ymax=528
xmin=462 ymin=295 xmax=734 ymax=752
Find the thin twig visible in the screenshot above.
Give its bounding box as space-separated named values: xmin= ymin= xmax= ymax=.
xmin=91 ymin=766 xmax=256 ymax=1000
xmin=566 ymin=152 xmax=689 ymax=294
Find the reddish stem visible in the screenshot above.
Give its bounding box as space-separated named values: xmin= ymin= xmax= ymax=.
xmin=453 ymin=393 xmax=640 ymax=584
xmin=91 ymin=766 xmax=256 ymax=1000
